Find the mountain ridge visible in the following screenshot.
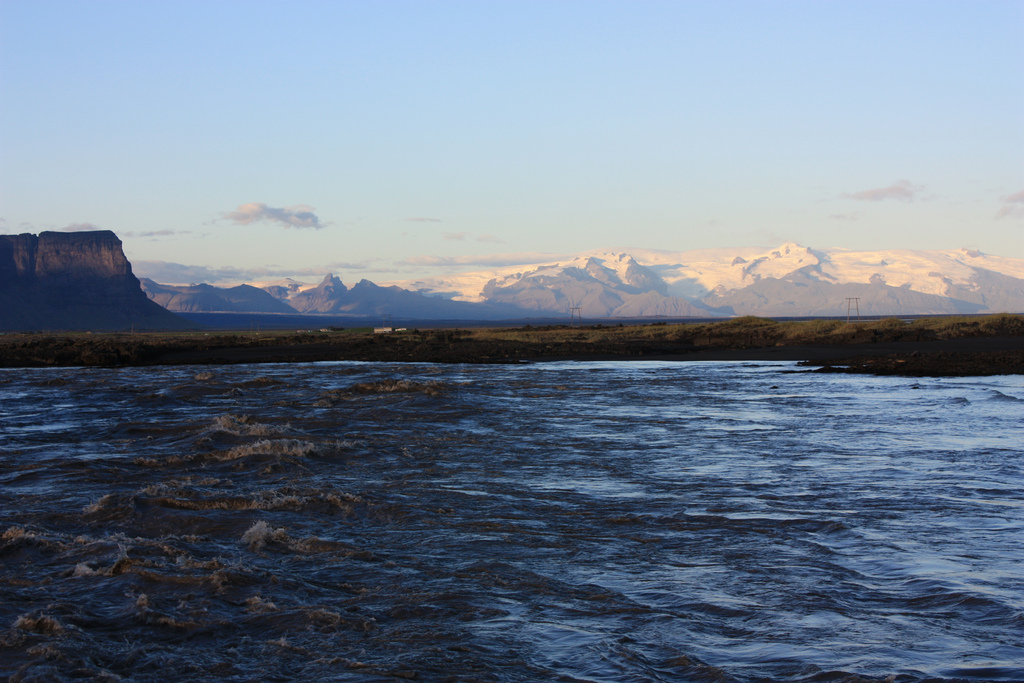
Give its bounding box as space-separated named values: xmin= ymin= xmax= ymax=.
xmin=392 ymin=243 xmax=1024 ymax=317
xmin=139 ymin=243 xmax=1024 ymax=319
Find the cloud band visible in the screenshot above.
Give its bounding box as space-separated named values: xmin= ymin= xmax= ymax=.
xmin=224 ymin=202 xmax=325 ymax=229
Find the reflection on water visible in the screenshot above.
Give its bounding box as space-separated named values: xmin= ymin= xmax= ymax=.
xmin=1 ymin=361 xmax=1022 ymax=682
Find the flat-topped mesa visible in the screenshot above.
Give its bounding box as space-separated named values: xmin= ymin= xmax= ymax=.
xmin=37 ymin=230 xmax=133 ymax=279
xmin=0 ymin=230 xmax=190 ymax=331
xmin=1 ymin=230 xmax=134 ymax=281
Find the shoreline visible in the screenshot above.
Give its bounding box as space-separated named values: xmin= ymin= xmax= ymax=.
xmin=1 ymin=330 xmax=1022 ymax=376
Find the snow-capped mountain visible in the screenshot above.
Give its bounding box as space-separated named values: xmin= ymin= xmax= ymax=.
xmin=390 ymin=244 xmax=1024 ymax=317
xmin=244 ymin=278 xmax=320 ymax=301
xmin=476 ymin=254 xmax=706 ymax=318
xmin=142 ymin=244 xmax=1024 ymax=319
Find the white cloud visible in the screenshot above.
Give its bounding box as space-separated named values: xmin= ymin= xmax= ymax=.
xmin=842 ymin=180 xmax=921 ymax=202
xmin=60 ymin=222 xmax=104 ymax=232
xmin=223 ymin=202 xmax=326 ymax=229
xmin=400 ymin=252 xmax=569 ymax=268
xmin=133 ymin=260 xmax=367 ymax=285
xmin=132 ymin=261 xmax=252 ymax=284
xmin=996 ymin=188 xmax=1024 ymax=219
xmin=442 ymin=231 xmax=505 ymax=243
xmin=122 ymin=229 xmax=187 ymax=238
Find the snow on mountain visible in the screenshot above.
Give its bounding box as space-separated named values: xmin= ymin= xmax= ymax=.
xmin=618 ymin=243 xmax=1024 ymax=299
xmin=397 ymin=251 xmax=691 ymax=304
xmin=475 ymin=253 xmax=705 ymax=318
xmin=243 ymin=277 xmax=320 ymax=301
xmin=387 ymin=244 xmax=1024 ymax=316
xmin=285 ymin=274 xmax=518 ymax=319
xmin=487 ymin=253 xmax=665 ymax=295
xmin=143 ymin=244 xmax=1024 ymax=319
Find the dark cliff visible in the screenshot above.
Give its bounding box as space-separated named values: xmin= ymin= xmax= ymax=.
xmin=0 ymin=231 xmax=192 ymax=331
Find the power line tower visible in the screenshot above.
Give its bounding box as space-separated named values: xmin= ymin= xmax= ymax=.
xmin=845 ymin=297 xmax=860 ymax=323
xmin=568 ymin=298 xmax=582 ymax=327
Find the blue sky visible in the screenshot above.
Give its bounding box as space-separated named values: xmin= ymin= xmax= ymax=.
xmin=1 ymin=0 xmax=1022 ymax=284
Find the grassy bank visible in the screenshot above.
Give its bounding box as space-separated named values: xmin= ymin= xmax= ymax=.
xmin=0 ymin=314 xmax=1022 ymax=370
xmin=466 ymin=314 xmax=1024 ymax=346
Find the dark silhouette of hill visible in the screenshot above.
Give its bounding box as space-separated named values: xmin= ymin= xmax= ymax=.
xmin=0 ymin=231 xmax=191 ymax=331
xmin=140 ymin=279 xmax=297 ymax=313
xmin=288 ymin=274 xmax=518 ymax=319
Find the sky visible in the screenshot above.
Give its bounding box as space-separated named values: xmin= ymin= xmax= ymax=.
xmin=1 ymin=0 xmax=1022 ymax=285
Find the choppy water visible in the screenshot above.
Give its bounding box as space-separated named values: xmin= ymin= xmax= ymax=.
xmin=1 ymin=360 xmax=1022 ymax=682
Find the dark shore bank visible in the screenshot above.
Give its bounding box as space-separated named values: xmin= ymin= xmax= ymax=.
xmin=1 ymin=315 xmax=1022 ymax=376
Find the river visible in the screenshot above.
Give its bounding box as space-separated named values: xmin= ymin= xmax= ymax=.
xmin=1 ymin=361 xmax=1022 ymax=682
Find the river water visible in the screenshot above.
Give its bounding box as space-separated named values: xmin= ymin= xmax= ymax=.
xmin=1 ymin=361 xmax=1022 ymax=682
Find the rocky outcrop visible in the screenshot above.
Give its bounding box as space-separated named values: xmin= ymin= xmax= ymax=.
xmin=0 ymin=231 xmax=191 ymax=331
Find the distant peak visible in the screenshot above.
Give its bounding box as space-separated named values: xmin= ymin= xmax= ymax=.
xmin=776 ymin=242 xmax=807 ymax=254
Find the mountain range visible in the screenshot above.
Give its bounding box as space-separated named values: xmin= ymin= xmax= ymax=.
xmin=6 ymin=233 xmax=1019 ymax=333
xmin=143 ymin=275 xmax=519 ymax=320
xmin=143 ymin=243 xmax=1024 ymax=319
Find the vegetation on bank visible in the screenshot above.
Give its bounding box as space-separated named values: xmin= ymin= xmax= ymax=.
xmin=0 ymin=314 xmax=1021 ymax=369
xmin=464 ymin=313 xmax=1024 ymax=346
